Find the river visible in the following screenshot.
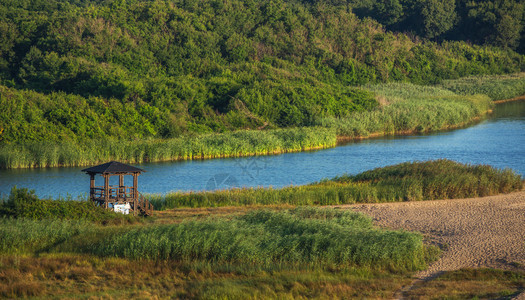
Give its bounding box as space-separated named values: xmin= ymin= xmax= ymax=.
xmin=1 ymin=100 xmax=524 ymax=199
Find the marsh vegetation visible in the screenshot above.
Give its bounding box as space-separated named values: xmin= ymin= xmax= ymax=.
xmin=149 ymin=160 xmax=523 ymax=209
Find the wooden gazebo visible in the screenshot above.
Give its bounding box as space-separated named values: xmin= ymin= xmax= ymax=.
xmin=81 ymin=161 xmax=153 ymax=216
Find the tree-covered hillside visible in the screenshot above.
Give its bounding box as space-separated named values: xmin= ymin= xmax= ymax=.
xmin=0 ymin=0 xmax=524 ymax=145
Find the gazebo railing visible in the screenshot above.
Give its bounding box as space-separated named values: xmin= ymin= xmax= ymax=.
xmin=91 ymin=186 xmax=136 ymax=201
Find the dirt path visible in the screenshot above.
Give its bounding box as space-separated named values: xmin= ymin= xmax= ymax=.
xmin=344 ymin=190 xmax=525 ymax=297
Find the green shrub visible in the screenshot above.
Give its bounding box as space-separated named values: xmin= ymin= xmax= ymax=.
xmin=0 ymin=187 xmax=138 ymax=224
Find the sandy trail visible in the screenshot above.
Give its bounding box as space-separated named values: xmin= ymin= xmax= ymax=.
xmin=344 ymin=190 xmax=525 ymax=297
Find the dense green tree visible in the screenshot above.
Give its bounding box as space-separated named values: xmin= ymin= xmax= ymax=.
xmin=372 ymin=0 xmax=404 ymax=26
xmin=351 ymin=0 xmax=524 ymax=52
xmin=420 ymin=0 xmax=457 ymax=39
xmin=464 ymin=0 xmax=524 ymax=49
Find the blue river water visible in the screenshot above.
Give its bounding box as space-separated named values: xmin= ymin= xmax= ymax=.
xmin=1 ymin=100 xmax=524 ymax=199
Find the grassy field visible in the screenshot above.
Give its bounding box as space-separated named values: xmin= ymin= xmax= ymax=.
xmin=0 ymin=254 xmax=414 ymax=299
xmin=0 ymin=208 xmax=435 ymax=299
xmin=405 ymin=268 xmax=525 ymax=299
xmin=148 ymin=160 xmax=523 ymax=210
xmin=0 ymin=210 xmax=522 ymax=298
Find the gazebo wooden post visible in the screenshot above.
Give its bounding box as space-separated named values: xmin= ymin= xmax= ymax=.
xmin=133 ymin=173 xmax=138 ymax=216
xmin=104 ymin=173 xmax=109 ymax=209
xmin=119 ymin=174 xmax=124 ymax=200
xmin=89 ymin=174 xmax=95 ymax=201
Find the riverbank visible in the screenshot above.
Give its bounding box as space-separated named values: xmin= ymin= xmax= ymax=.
xmin=0 ymin=127 xmax=337 ymax=169
xmin=1 ymin=74 xmax=524 ymax=169
xmin=333 ymin=81 xmax=501 ymax=142
xmin=494 ymin=94 xmax=525 ymax=104
xmin=0 ymin=91 xmax=499 ymax=169
xmin=335 ymin=110 xmax=494 ymax=143
xmin=147 ymin=160 xmax=523 ymax=210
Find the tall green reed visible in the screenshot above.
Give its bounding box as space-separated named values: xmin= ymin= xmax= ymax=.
xmin=0 ymin=127 xmax=336 ymax=169
xmin=0 ymin=218 xmax=92 ymax=254
xmin=319 ymin=83 xmax=493 ymax=137
xmin=94 ymin=207 xmax=428 ymax=271
xmin=440 ymin=73 xmax=525 ymax=100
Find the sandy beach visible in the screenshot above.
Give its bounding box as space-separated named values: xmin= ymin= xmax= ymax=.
xmin=345 ymin=190 xmax=525 ymax=298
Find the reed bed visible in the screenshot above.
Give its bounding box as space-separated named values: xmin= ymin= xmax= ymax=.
xmin=319 ymin=83 xmax=493 ymax=138
xmin=93 ymin=207 xmax=428 ymax=271
xmin=0 ymin=127 xmax=336 ymax=169
xmin=440 ymin=73 xmax=525 ymax=100
xmin=149 ymin=160 xmax=523 ymax=210
xmin=332 ymin=160 xmax=522 ymax=200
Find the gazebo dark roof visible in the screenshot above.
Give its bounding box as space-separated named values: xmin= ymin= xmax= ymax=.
xmin=81 ymin=161 xmax=145 ymax=174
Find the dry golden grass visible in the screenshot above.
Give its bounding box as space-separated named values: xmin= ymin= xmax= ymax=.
xmin=405 ymin=269 xmax=525 ymax=299
xmin=0 ymin=254 xmax=411 ymax=299
xmin=152 ymin=204 xmax=294 ymax=224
